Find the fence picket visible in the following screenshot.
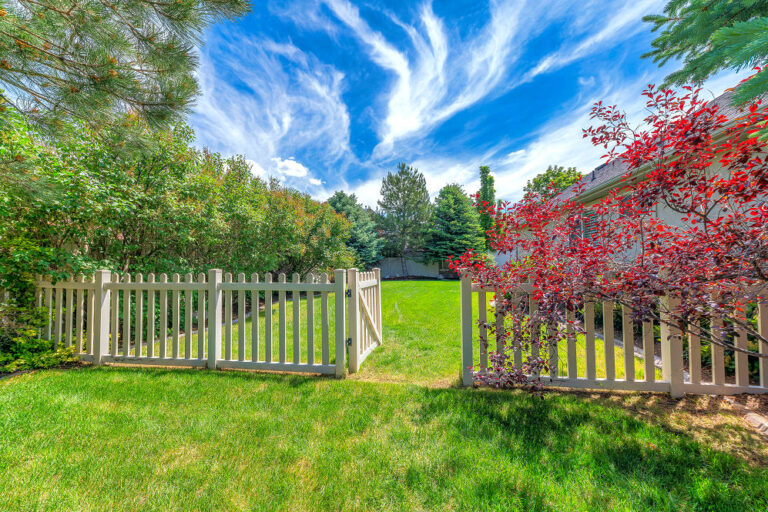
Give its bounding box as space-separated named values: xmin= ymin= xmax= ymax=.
xmin=529 ymin=297 xmax=540 ymax=377
xmin=688 ymin=320 xmax=701 ymax=385
xmin=159 ymin=274 xmax=168 ymax=359
xmin=184 ymin=273 xmax=190 ymax=359
xmin=566 ymin=308 xmax=577 ymax=380
xmin=147 ymin=274 xmax=155 ymax=358
xmin=321 ymin=273 xmax=330 ymax=366
xmin=123 ymin=274 xmax=131 ymax=357
xmin=603 ymin=301 xmax=615 ymax=382
xmin=250 ymin=273 xmax=259 ymax=362
xmin=198 ymin=273 xmax=206 ymax=359
xmin=44 ymin=285 xmax=52 ymax=341
xmin=110 ymin=275 xmax=119 ymax=356
xmin=760 ymin=302 xmax=768 ymax=389
xmin=278 ymin=273 xmax=287 ymax=364
xmin=172 ymin=273 xmax=181 ymax=359
xmin=734 ymin=312 xmax=749 ymax=387
xmin=54 ymin=286 xmax=63 ymax=347
xmin=584 ymin=298 xmax=595 ymax=380
xmin=224 ymin=273 xmax=232 ymax=361
xmin=622 ymin=305 xmax=634 ymax=382
xmin=136 ymin=273 xmax=144 ymax=357
xmin=643 ymin=319 xmax=655 ymax=383
xmin=87 ymin=275 xmax=95 ymax=354
xmin=265 ymin=273 xmax=273 ymax=363
xmin=711 ymin=315 xmax=726 ymax=386
xmin=293 ymin=273 xmax=301 ymax=364
xmin=478 ymin=291 xmax=487 ymax=371
xmin=237 ymin=273 xmax=246 ymax=361
xmin=66 ymin=285 xmax=74 ymax=347
xmin=76 ymin=275 xmax=85 ymax=352
xmin=307 ymin=273 xmax=315 ymax=366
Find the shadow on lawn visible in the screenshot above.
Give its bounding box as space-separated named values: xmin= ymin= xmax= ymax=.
xmin=56 ymin=366 xmax=767 ymax=510
xmin=412 ymin=385 xmax=768 ymax=509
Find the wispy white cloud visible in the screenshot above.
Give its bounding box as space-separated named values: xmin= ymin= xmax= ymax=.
xmin=322 ymin=0 xmax=533 ymax=155
xmin=402 ymin=70 xmax=749 ymax=206
xmin=522 ymin=0 xmax=667 ymax=82
xmin=192 ymin=0 xmax=747 ymax=208
xmin=191 ymin=34 xmax=350 ymax=190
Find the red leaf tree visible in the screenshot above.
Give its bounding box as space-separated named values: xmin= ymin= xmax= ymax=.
xmin=451 ymin=85 xmax=768 ymax=390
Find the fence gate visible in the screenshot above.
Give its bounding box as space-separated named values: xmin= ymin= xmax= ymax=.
xmin=34 ymin=268 xmax=382 ymax=377
xmin=347 ymin=268 xmax=383 ymax=373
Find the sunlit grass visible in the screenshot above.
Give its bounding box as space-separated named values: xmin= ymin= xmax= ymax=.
xmin=4 ymin=280 xmax=766 ymax=511
xmin=2 ymin=368 xmax=767 ymax=511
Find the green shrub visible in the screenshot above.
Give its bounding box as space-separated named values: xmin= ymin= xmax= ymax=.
xmin=0 ymin=302 xmax=78 ymax=372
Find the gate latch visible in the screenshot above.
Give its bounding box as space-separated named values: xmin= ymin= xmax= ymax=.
xmin=346 ymin=337 xmax=352 ymax=346
xmin=345 ymin=289 xmax=352 ymax=298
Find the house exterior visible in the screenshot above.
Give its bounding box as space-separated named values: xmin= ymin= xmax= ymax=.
xmin=495 ymin=89 xmax=750 ymax=268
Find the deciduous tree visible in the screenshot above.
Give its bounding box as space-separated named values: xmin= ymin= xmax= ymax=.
xmin=523 ymin=165 xmax=582 ymax=199
xmin=451 ymin=84 xmax=768 ymax=391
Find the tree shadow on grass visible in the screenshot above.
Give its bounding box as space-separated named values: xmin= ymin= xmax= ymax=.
xmin=411 ymin=386 xmax=768 ymax=511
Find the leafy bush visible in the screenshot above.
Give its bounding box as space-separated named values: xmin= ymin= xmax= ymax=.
xmin=0 ymin=302 xmax=78 ymax=372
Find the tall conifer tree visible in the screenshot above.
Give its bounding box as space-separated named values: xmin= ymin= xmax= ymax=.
xmin=645 ymin=1 xmax=768 ymax=108
xmin=377 ymin=163 xmax=432 ymax=276
xmin=476 ymin=165 xmax=495 ymax=250
xmin=0 ymin=1 xmax=250 ymax=133
xmin=424 ymin=184 xmax=484 ymax=265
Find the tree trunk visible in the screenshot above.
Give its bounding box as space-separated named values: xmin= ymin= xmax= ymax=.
xmin=401 ymin=256 xmax=408 ymax=278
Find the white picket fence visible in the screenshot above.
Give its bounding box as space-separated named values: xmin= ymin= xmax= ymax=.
xmin=347 ymin=268 xmax=383 ymax=373
xmin=35 ymin=268 xmax=382 ymax=376
xmin=461 ymin=277 xmax=768 ymax=396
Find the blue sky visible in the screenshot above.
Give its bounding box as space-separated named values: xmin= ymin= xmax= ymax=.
xmin=190 ymin=0 xmax=743 ymax=206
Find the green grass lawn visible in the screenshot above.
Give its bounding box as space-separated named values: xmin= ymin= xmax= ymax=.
xmin=2 ymin=280 xmax=767 ymax=511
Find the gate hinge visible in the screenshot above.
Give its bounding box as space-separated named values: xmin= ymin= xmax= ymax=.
xmin=346 ymin=337 xmax=352 ymax=346
xmin=345 ymin=289 xmax=352 ymax=298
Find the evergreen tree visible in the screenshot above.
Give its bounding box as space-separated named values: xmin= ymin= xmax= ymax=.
xmin=523 ymin=165 xmax=582 ymax=199
xmin=476 ymin=165 xmax=495 ymax=250
xmin=377 ymin=162 xmax=432 ymax=276
xmin=0 ymin=1 xmax=250 ymax=134
xmin=328 ymin=191 xmax=384 ymax=269
xmin=424 ymin=184 xmax=484 ymax=264
xmin=644 ymin=1 xmax=768 ymax=107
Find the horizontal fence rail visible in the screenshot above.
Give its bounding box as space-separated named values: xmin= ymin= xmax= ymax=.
xmin=33 ymin=268 xmax=382 ymax=377
xmin=460 ymin=276 xmax=768 ymax=397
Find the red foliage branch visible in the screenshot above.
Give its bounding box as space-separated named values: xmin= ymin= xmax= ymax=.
xmin=451 ymin=85 xmax=768 ymax=390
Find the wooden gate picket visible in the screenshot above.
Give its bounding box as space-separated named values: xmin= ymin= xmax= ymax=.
xmin=347 ymin=268 xmax=383 ymax=373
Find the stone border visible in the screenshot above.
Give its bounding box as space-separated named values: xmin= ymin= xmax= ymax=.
xmin=723 ymin=396 xmax=768 ymax=438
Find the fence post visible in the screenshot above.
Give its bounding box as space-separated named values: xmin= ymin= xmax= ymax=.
xmin=207 ymin=269 xmax=222 ymax=369
xmin=759 ymin=302 xmax=768 ymax=389
xmin=347 ymin=268 xmax=360 ymax=373
xmin=92 ymin=270 xmax=111 ymax=366
xmin=460 ymin=273 xmax=474 ymax=387
xmin=334 ymin=269 xmax=347 ymax=378
xmin=374 ymin=268 xmax=383 ymax=343
xmin=660 ymin=294 xmax=683 ymax=398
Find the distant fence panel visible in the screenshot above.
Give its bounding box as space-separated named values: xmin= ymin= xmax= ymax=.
xmin=34 ymin=268 xmax=377 ymax=377
xmin=460 ymin=275 xmax=768 ymax=396
xmin=348 ymin=268 xmax=383 ymax=373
